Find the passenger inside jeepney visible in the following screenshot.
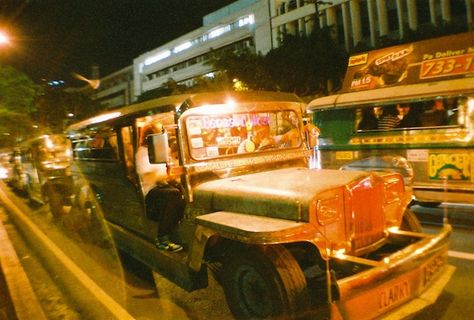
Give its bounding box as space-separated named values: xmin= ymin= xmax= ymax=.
xmin=377 ymin=105 xmax=400 ymax=129
xmin=237 ymin=124 xmax=275 ymax=153
xmin=420 ymin=98 xmax=448 ymax=127
xmin=358 ymin=106 xmax=383 ymax=130
xmin=377 ymin=104 xmax=420 ymax=129
xmin=276 ymin=111 xmax=304 ymax=147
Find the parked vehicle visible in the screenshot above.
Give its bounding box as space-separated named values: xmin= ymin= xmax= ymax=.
xmin=308 ymin=32 xmax=474 ymax=207
xmin=10 ymin=134 xmax=74 ymax=220
xmin=0 ymin=150 xmax=13 ymax=181
xmin=67 ymin=91 xmax=452 ymax=319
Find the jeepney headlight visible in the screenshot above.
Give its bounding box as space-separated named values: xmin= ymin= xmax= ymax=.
xmin=0 ymin=167 xmax=8 ymax=179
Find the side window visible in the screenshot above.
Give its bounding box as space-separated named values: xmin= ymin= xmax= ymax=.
xmin=356 ymin=98 xmax=459 ymax=132
xmin=121 ymin=126 xmax=135 ymax=179
xmin=73 ymin=140 xmax=91 ymax=159
xmin=107 ymin=132 xmax=119 ymax=158
xmin=71 ymin=130 xmax=118 ymax=161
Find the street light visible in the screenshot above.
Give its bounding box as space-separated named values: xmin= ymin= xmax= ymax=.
xmin=0 ymin=30 xmax=11 ymax=46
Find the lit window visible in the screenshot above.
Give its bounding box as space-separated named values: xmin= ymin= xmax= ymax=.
xmin=238 ymin=15 xmax=254 ymax=27
xmin=144 ymin=50 xmax=171 ymax=66
xmin=208 ymin=25 xmax=231 ymax=39
xmin=173 ymin=41 xmax=192 ymax=53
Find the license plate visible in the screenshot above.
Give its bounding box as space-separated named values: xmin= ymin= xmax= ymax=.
xmin=378 ymin=280 xmax=410 ymax=311
xmin=423 ymin=253 xmax=445 ymax=287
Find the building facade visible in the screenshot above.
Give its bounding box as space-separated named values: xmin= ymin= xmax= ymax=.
xmin=92 ymin=0 xmax=473 ymax=102
xmin=90 ymin=66 xmax=134 ymax=109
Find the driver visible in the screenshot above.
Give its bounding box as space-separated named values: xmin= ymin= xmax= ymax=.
xmin=237 ymin=125 xmax=275 ymax=153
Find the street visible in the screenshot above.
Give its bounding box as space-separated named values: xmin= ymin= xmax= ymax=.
xmin=1 ymin=180 xmax=474 ymax=319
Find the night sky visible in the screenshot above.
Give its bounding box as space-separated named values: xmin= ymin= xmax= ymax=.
xmin=0 ymin=0 xmax=235 ymax=86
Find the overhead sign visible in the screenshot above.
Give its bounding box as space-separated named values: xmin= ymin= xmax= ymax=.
xmin=341 ymin=32 xmax=474 ymax=92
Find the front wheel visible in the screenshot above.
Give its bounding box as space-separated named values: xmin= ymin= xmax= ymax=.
xmin=222 ymin=245 xmax=309 ymax=320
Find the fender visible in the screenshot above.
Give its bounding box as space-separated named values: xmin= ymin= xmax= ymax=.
xmin=188 ymin=211 xmax=321 ymax=271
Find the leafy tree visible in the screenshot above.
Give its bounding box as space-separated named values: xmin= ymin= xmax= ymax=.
xmin=207 ymin=26 xmax=348 ymax=97
xmin=35 ymin=88 xmax=101 ymax=132
xmin=0 ymin=65 xmax=42 ymax=147
xmin=136 ymin=78 xmax=189 ymax=102
xmin=210 ymin=48 xmax=273 ymax=91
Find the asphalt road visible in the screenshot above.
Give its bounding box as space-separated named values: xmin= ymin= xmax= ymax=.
xmin=2 ymin=180 xmax=474 ymax=319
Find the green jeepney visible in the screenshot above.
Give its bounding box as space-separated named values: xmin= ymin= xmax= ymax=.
xmin=308 ymin=32 xmax=474 ymax=206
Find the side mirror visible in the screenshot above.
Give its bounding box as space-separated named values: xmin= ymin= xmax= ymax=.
xmin=303 ymin=118 xmax=319 ymax=148
xmin=147 ymin=133 xmax=169 ymax=164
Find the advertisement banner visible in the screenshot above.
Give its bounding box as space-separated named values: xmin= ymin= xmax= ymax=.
xmin=341 ymin=32 xmax=474 ymax=92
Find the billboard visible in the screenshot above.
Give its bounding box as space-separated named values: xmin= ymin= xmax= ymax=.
xmin=341 ymin=32 xmax=474 ymax=92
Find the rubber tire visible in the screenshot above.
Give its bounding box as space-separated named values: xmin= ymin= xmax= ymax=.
xmin=222 ymin=245 xmax=309 ymax=320
xmin=400 ymin=208 xmax=422 ymax=232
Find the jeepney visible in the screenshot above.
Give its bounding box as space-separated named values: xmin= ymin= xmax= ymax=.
xmin=308 ymin=32 xmax=474 ymax=207
xmin=11 ymin=134 xmax=74 ymax=220
xmin=67 ymin=91 xmax=453 ymax=319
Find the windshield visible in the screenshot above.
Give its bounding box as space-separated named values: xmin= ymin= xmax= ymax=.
xmin=185 ymin=110 xmax=302 ymax=160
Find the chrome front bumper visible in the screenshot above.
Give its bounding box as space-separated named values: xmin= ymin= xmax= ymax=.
xmin=330 ymin=224 xmax=453 ymax=320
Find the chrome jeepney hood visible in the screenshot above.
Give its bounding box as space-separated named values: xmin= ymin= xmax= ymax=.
xmin=193 ymin=167 xmax=409 ymax=254
xmin=193 ymin=167 xmax=372 ymax=222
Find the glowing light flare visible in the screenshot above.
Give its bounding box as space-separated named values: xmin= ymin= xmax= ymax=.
xmin=0 ymin=30 xmax=10 ymax=45
xmin=225 ymin=98 xmax=236 ymax=108
xmin=333 ymin=248 xmax=346 ymax=259
xmin=90 ymin=112 xmax=122 ymax=125
xmin=0 ymin=167 xmax=8 ymax=179
xmin=44 ymin=135 xmax=54 ymax=149
xmin=388 ymin=226 xmax=400 ymax=233
xmin=72 ymin=72 xmax=100 ymax=89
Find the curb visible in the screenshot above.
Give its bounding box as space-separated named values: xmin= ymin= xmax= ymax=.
xmin=0 ymin=209 xmax=47 ymax=320
xmin=0 ymin=187 xmax=134 ymax=320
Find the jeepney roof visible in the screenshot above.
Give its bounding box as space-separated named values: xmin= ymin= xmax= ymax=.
xmin=67 ymin=91 xmax=303 ymax=133
xmin=307 ymin=77 xmax=474 ymax=111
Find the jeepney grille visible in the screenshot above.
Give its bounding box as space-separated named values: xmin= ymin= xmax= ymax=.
xmin=350 ymin=178 xmax=386 ymax=252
